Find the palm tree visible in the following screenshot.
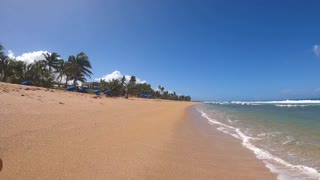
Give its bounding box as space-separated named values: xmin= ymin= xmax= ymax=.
xmin=18 ymin=61 xmax=39 ymax=84
xmin=127 ymin=75 xmax=137 ymax=96
xmin=41 ymin=52 xmax=60 ymax=73
xmin=9 ymin=60 xmax=25 ymax=83
xmin=107 ymin=79 xmax=122 ymax=96
xmin=0 ymin=44 xmax=4 ymax=57
xmin=37 ymin=52 xmax=60 ymax=87
xmin=0 ymin=45 xmax=16 ymax=82
xmin=22 ymin=61 xmax=50 ymax=86
xmin=0 ymin=44 xmax=6 ymax=81
xmin=65 ymin=52 xmax=93 ymax=86
xmin=99 ymin=79 xmax=108 ymax=90
xmin=121 ymin=76 xmax=126 ymax=96
xmin=0 ymin=54 xmax=11 ymax=82
xmin=135 ymin=83 xmax=153 ymax=96
xmin=54 ymin=60 xmax=70 ymax=87
xmin=160 ymin=86 xmax=164 ymax=93
xmin=157 ymin=85 xmax=165 ymax=93
xmin=129 ymin=76 xmax=136 ymax=84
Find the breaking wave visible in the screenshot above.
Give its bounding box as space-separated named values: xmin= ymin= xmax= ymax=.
xmin=204 ymin=100 xmax=320 ymax=107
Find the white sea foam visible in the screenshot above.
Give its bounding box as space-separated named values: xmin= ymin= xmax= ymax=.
xmin=275 ymin=104 xmax=310 ymax=107
xmin=282 ymin=136 xmax=297 ymax=145
xmin=231 ymin=100 xmax=320 ymax=105
xmin=205 ymin=100 xmax=320 ymax=107
xmin=216 ymin=127 xmax=241 ymax=139
xmin=227 ymin=119 xmax=233 ymax=124
xmin=197 ymin=108 xmax=320 ymax=180
xmin=258 ymin=132 xmax=281 ymax=138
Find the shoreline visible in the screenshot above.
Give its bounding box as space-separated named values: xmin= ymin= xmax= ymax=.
xmin=0 ymin=82 xmax=275 ymax=179
xmin=164 ymin=106 xmax=276 ymax=179
xmin=197 ymin=102 xmax=320 ymax=179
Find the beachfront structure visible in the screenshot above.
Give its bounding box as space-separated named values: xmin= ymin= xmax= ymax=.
xmin=82 ymin=82 xmax=99 ymax=89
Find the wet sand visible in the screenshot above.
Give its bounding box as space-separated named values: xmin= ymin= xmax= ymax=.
xmin=0 ymin=82 xmax=275 ymax=179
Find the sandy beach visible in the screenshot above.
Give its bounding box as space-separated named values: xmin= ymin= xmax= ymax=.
xmin=0 ymin=82 xmax=275 ymax=179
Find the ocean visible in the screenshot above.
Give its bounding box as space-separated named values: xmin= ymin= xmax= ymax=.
xmin=196 ymin=100 xmax=320 ymax=180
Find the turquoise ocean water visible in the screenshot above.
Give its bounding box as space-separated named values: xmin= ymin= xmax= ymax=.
xmin=196 ymin=100 xmax=320 ymax=180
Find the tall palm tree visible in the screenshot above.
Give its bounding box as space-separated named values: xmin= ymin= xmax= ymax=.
xmin=9 ymin=60 xmax=25 ymax=83
xmin=160 ymin=86 xmax=165 ymax=93
xmin=0 ymin=44 xmax=6 ymax=81
xmin=65 ymin=52 xmax=93 ymax=86
xmin=18 ymin=62 xmax=39 ymax=84
xmin=127 ymin=75 xmax=137 ymax=95
xmin=54 ymin=60 xmax=71 ymax=87
xmin=0 ymin=44 xmax=4 ymax=57
xmin=21 ymin=61 xmax=50 ymax=86
xmin=0 ymin=44 xmax=15 ymax=82
xmin=0 ymin=54 xmax=11 ymax=82
xmin=129 ymin=76 xmax=136 ymax=84
xmin=41 ymin=52 xmax=60 ymax=73
xmin=121 ymin=76 xmax=126 ymax=96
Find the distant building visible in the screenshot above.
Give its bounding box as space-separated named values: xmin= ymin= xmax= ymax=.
xmin=82 ymin=82 xmax=100 ymax=89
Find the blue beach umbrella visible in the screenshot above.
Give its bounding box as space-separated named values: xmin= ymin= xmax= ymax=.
xmin=79 ymin=87 xmax=88 ymax=93
xmin=66 ymin=86 xmax=76 ymax=91
xmin=140 ymin=94 xmax=152 ymax=98
xmin=94 ymin=89 xmax=101 ymax=95
xmin=104 ymin=90 xmax=111 ymax=94
xmin=22 ymin=81 xmax=32 ymax=85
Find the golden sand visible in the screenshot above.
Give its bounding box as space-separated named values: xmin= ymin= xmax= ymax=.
xmin=0 ymin=82 xmax=275 ymax=179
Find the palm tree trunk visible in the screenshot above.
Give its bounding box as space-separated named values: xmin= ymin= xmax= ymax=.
xmin=0 ymin=71 xmax=3 ymax=82
xmin=2 ymin=70 xmax=7 ymax=82
xmin=65 ymin=76 xmax=68 ymax=88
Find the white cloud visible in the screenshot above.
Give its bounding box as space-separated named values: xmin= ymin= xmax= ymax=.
xmin=96 ymin=70 xmax=147 ymax=84
xmin=9 ymin=50 xmax=49 ymax=64
xmin=313 ymin=45 xmax=320 ymax=57
xmin=8 ymin=50 xmax=15 ymax=59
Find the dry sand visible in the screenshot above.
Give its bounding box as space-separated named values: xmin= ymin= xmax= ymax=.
xmin=0 ymin=82 xmax=276 ymax=179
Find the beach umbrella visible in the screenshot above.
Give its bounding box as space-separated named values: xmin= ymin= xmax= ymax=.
xmin=66 ymin=86 xmax=76 ymax=91
xmin=104 ymin=90 xmax=111 ymax=94
xmin=140 ymin=94 xmax=152 ymax=98
xmin=79 ymin=87 xmax=88 ymax=93
xmin=94 ymin=90 xmax=101 ymax=95
xmin=22 ymin=81 xmax=32 ymax=85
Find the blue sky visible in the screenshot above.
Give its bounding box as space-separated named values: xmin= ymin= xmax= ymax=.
xmin=2 ymin=0 xmax=320 ymax=101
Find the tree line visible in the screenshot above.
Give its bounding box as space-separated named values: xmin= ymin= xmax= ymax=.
xmin=0 ymin=44 xmax=92 ymax=88
xmin=98 ymin=79 xmax=191 ymax=101
xmin=0 ymin=43 xmax=191 ymax=101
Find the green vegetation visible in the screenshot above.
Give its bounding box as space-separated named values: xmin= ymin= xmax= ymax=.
xmin=0 ymin=43 xmax=191 ymax=101
xmin=97 ymin=78 xmax=191 ymax=101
